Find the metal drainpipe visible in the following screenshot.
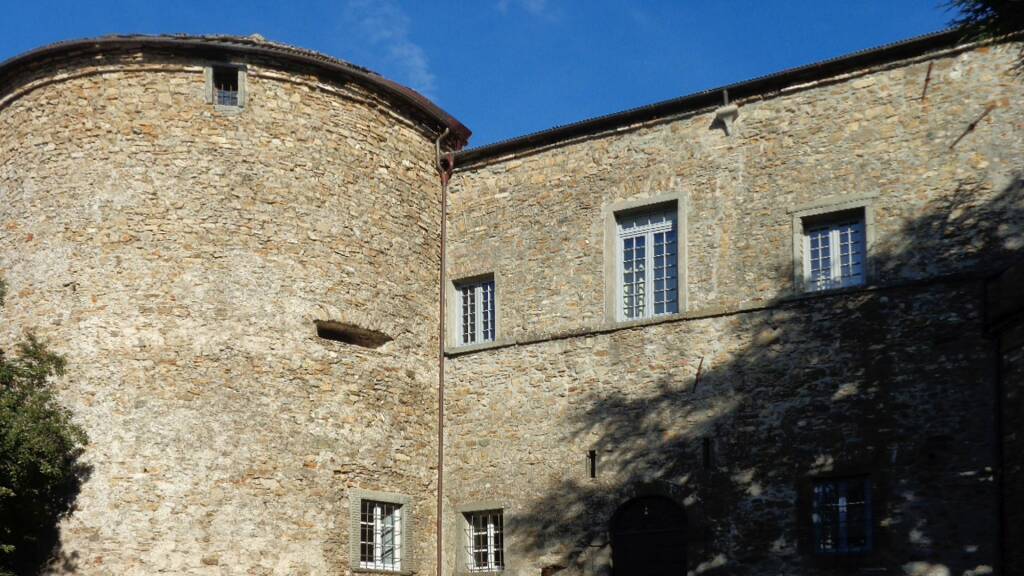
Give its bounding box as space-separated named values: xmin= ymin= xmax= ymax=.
xmin=434 ymin=127 xmax=453 ymax=576
xmin=993 ymin=329 xmax=1005 ymax=576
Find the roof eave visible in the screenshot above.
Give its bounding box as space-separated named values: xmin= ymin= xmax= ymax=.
xmin=455 ymin=28 xmax=976 ymax=167
xmin=0 ymin=35 xmax=471 ymax=149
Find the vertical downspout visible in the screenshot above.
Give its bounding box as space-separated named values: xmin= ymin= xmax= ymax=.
xmin=434 ymin=128 xmax=453 ymax=576
xmin=993 ymin=330 xmax=1005 ymax=576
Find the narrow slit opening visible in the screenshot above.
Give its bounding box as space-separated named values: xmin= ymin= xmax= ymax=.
xmin=702 ymin=437 xmax=714 ymax=470
xmin=315 ymin=320 xmax=392 ymax=349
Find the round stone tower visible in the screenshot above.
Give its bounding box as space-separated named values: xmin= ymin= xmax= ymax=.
xmin=0 ymin=35 xmax=468 ymax=575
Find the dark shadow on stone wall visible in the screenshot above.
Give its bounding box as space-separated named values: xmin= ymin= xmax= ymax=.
xmin=1 ymin=427 xmax=91 ymax=576
xmin=0 ymin=324 xmax=93 ymax=575
xmin=37 ymin=457 xmax=91 ymax=576
xmin=506 ymin=172 xmax=1023 ymax=575
xmin=1 ymin=413 xmax=91 ymax=576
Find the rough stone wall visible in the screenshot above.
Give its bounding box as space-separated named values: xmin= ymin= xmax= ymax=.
xmin=0 ymin=49 xmax=443 ymax=575
xmin=445 ymin=42 xmax=1023 ymax=575
xmin=445 ymin=285 xmax=996 ymax=575
xmin=447 ymin=43 xmax=1024 ymax=342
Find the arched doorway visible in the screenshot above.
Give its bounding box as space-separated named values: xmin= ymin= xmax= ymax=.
xmin=610 ymin=496 xmax=686 ymax=575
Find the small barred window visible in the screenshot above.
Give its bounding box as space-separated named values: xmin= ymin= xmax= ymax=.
xmin=212 ymin=66 xmax=239 ymax=107
xmin=812 ymin=476 xmax=872 ymax=555
xmin=360 ymin=500 xmax=403 ymax=571
xmin=458 ymin=279 xmax=496 ymax=345
xmin=465 ymin=509 xmax=504 ymax=572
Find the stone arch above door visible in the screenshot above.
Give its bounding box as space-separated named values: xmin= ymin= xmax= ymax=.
xmin=580 ymin=480 xmax=706 ymax=576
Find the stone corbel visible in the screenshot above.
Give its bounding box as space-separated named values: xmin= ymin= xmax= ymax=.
xmin=714 ymin=104 xmax=739 ymax=136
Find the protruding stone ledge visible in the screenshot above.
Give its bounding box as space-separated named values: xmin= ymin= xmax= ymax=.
xmin=315 ymin=320 xmax=393 ymax=349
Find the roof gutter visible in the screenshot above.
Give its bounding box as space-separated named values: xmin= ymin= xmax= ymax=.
xmin=455 ymin=29 xmax=973 ymax=167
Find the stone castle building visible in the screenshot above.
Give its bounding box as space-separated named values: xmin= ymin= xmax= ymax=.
xmin=0 ymin=30 xmax=1021 ymax=576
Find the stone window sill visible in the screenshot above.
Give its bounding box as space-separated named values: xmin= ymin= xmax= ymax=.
xmin=603 ymin=311 xmax=689 ymax=332
xmin=787 ymin=282 xmax=869 ymax=301
xmin=446 ymin=337 xmax=514 ymax=356
xmin=213 ymin=104 xmax=244 ymax=115
xmin=442 ymin=274 xmax=978 ymax=358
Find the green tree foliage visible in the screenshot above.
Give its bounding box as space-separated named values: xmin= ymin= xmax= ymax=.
xmin=0 ymin=276 xmax=88 ymax=576
xmin=949 ymin=0 xmax=1024 ymax=68
xmin=949 ymin=0 xmax=1024 ymax=38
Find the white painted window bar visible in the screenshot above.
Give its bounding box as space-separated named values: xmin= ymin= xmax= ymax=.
xmin=804 ymin=218 xmax=865 ymax=291
xmin=466 ymin=510 xmax=504 ymax=572
xmin=618 ymin=209 xmax=678 ymax=320
xmin=460 ymin=280 xmax=496 ymax=345
xmin=360 ymin=500 xmax=402 ymax=571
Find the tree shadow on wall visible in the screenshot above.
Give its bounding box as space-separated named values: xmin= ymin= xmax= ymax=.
xmin=507 ymin=171 xmax=1023 ymax=575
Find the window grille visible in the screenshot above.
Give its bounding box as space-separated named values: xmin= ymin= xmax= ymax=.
xmin=812 ymin=477 xmax=871 ymax=554
xmin=804 ymin=217 xmax=865 ymax=291
xmin=459 ymin=279 xmax=496 ymax=345
xmin=213 ymin=66 xmax=239 ymax=107
xmin=617 ymin=208 xmax=678 ymax=320
xmin=465 ymin=510 xmax=504 ymax=572
xmin=360 ymin=500 xmax=403 ymax=571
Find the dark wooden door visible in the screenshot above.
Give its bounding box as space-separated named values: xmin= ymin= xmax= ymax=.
xmin=611 ymin=496 xmax=686 ymax=576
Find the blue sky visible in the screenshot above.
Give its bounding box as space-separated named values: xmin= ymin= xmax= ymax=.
xmin=0 ymin=1 xmax=957 ymax=147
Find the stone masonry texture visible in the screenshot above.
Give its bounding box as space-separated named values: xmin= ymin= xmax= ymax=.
xmin=1 ymin=43 xmax=446 ymax=575
xmin=445 ymin=42 xmax=1023 ymax=575
xmin=0 ymin=33 xmax=1022 ymax=576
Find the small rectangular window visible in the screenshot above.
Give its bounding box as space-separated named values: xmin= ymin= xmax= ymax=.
xmin=812 ymin=476 xmax=872 ymax=555
xmin=212 ymin=66 xmax=239 ymax=107
xmin=617 ymin=207 xmax=678 ymax=320
xmin=458 ymin=279 xmax=496 ymax=345
xmin=802 ymin=210 xmax=865 ymax=292
xmin=360 ymin=500 xmax=403 ymax=571
xmin=465 ymin=510 xmax=504 ymax=572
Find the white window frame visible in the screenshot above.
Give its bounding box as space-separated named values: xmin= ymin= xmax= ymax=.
xmin=349 ymin=489 xmax=412 ymax=573
xmin=456 ymin=502 xmax=508 ymax=575
xmin=616 ymin=207 xmax=679 ymax=321
xmin=455 ymin=277 xmax=496 ymax=346
xmin=361 ymin=501 xmax=403 ymax=571
xmin=802 ymin=217 xmax=866 ymax=292
xmin=790 ymin=194 xmax=876 ymax=294
xmin=464 ymin=509 xmax=504 ymax=573
xmin=603 ymin=193 xmax=687 ymax=324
